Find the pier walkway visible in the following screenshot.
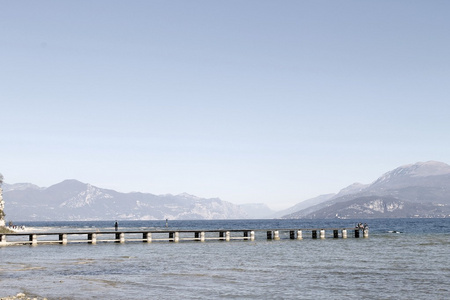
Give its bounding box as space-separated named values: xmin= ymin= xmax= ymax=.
xmin=1 ymin=227 xmax=368 ymax=246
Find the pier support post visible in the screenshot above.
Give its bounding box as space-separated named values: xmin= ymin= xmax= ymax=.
xmin=250 ymin=231 xmax=255 ymax=241
xmin=169 ymin=232 xmax=179 ymax=242
xmin=333 ymin=230 xmax=339 ymax=238
xmin=274 ymin=230 xmax=280 ymax=240
xmin=88 ymin=233 xmax=97 ymax=244
xmin=195 ymin=232 xmax=200 ymax=241
xmin=363 ymin=228 xmax=369 ymax=238
xmin=342 ymin=229 xmax=347 ymax=239
xmin=320 ymin=229 xmax=326 ymax=239
xmin=354 ymin=229 xmax=360 ymax=238
xmin=267 ymin=231 xmax=273 ymax=240
xmin=219 ymin=231 xmax=225 ymax=241
xmin=226 ymin=231 xmax=230 ymax=242
xmin=1 ymin=234 xmax=6 ymax=245
xmin=116 ymin=232 xmax=125 ymax=243
xmin=312 ymin=230 xmax=317 ymax=239
xmin=59 ymin=234 xmax=67 ymax=245
xmin=243 ymin=231 xmax=248 ymax=240
xmin=143 ymin=232 xmax=152 ymax=243
xmin=297 ymin=230 xmax=303 ymax=240
xmin=290 ymin=231 xmax=295 ymax=239
xmin=200 ymin=231 xmax=205 ymax=242
xmin=29 ymin=234 xmax=37 ymax=246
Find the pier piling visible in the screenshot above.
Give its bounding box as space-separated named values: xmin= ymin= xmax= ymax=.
xmin=88 ymin=233 xmax=97 ymax=244
xmin=363 ymin=228 xmax=369 ymax=238
xmin=29 ymin=234 xmax=37 ymax=246
xmin=59 ymin=234 xmax=67 ymax=245
xmin=320 ymin=229 xmax=326 ymax=239
xmin=273 ymin=230 xmax=280 ymax=240
xmin=143 ymin=232 xmax=152 ymax=243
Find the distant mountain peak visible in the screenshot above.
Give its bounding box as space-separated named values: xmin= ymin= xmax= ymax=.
xmin=177 ymin=192 xmax=200 ymax=199
xmin=372 ymin=161 xmax=450 ymax=186
xmin=399 ymin=161 xmax=450 ymax=177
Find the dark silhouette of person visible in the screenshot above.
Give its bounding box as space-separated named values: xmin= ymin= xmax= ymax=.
xmin=115 ymin=221 xmax=118 ymax=231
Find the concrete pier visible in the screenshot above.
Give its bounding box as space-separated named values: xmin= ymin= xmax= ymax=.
xmin=273 ymin=230 xmax=280 ymax=240
xmin=29 ymin=234 xmax=37 ymax=246
xmin=0 ymin=227 xmax=367 ymax=247
xmin=1 ymin=234 xmax=7 ymax=244
xmin=363 ymin=228 xmax=369 ymax=238
xmin=320 ymin=229 xmax=326 ymax=239
xmin=290 ymin=231 xmax=295 ymax=239
xmin=143 ymin=232 xmax=152 ymax=243
xmin=59 ymin=234 xmax=68 ymax=245
xmin=88 ymin=233 xmax=97 ymax=244
xmin=115 ymin=232 xmax=125 ymax=243
xmin=169 ymin=232 xmax=179 ymax=242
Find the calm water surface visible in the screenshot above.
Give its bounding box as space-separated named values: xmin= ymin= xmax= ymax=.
xmin=1 ymin=219 xmax=449 ymax=299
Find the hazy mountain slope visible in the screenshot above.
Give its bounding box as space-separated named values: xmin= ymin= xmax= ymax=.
xmin=291 ymin=196 xmax=450 ymax=219
xmin=239 ymin=203 xmax=275 ymax=219
xmin=284 ymin=161 xmax=450 ymax=219
xmin=2 ymin=182 xmax=43 ymax=192
xmin=271 ymin=194 xmax=335 ymax=218
xmin=3 ymin=180 xmax=248 ymax=221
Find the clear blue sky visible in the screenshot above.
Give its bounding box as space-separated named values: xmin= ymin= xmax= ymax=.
xmin=1 ymin=1 xmax=449 ymax=210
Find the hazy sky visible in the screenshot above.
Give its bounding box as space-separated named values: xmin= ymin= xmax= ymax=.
xmin=1 ymin=1 xmax=449 ymax=210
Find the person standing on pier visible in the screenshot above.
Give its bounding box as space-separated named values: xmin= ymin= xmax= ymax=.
xmin=115 ymin=221 xmax=118 ymax=231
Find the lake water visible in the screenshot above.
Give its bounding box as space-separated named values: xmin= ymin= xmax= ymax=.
xmin=1 ymin=218 xmax=449 ymax=299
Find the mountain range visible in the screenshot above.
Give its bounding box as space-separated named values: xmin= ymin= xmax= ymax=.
xmin=2 ymin=180 xmax=250 ymax=221
xmin=1 ymin=161 xmax=450 ymax=221
xmin=283 ymin=161 xmax=450 ymax=219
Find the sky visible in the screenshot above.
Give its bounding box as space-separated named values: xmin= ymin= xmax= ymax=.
xmin=1 ymin=1 xmax=450 ymax=210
